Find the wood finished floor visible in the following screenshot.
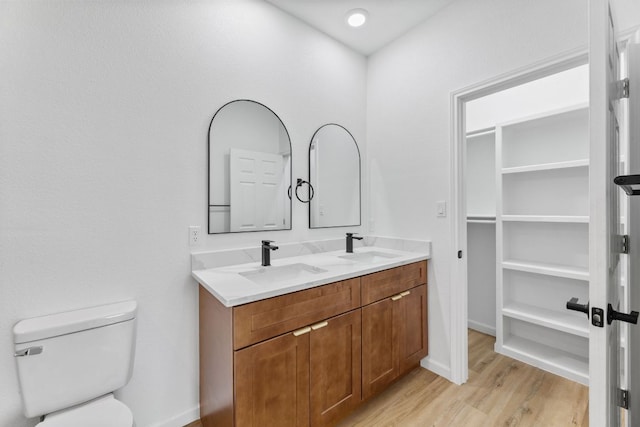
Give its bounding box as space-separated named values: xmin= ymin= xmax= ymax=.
xmin=185 ymin=330 xmax=588 ymax=427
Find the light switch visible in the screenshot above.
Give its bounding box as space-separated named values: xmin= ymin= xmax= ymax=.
xmin=436 ymin=201 xmax=446 ymax=217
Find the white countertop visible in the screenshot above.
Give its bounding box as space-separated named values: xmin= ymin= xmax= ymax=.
xmin=193 ymin=246 xmax=430 ymax=307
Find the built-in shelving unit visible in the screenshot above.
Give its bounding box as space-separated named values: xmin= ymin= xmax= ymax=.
xmin=495 ymin=103 xmax=590 ymax=385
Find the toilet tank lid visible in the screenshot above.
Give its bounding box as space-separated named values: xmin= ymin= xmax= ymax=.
xmin=13 ymin=301 xmax=137 ymax=344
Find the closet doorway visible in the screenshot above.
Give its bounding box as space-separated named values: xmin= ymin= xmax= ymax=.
xmin=465 ymin=63 xmax=590 ymax=384
xmin=448 ymin=49 xmax=591 ymax=387
xmin=452 ymin=17 xmax=640 ymax=424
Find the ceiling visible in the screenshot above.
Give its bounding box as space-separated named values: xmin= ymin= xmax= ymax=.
xmin=264 ymin=0 xmax=458 ymax=56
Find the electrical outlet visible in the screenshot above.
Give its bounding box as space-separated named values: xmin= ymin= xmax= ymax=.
xmin=189 ymin=226 xmax=201 ymax=246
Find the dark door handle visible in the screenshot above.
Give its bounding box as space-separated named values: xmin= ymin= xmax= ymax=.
xmin=566 ymin=297 xmax=589 ymax=317
xmin=608 ymin=304 xmax=639 ymax=325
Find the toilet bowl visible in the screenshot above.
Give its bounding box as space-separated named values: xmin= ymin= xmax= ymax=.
xmin=13 ymin=301 xmax=137 ymax=425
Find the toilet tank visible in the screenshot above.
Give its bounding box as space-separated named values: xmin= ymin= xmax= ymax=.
xmin=13 ymin=301 xmax=137 ymax=418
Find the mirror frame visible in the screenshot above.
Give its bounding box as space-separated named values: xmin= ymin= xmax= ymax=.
xmin=308 ymin=123 xmax=361 ymax=229
xmin=207 ymin=99 xmax=293 ymax=234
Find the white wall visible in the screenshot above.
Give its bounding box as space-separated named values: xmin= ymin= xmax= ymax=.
xmin=616 ymin=0 xmax=640 ymax=34
xmin=467 ymin=223 xmax=497 ymax=334
xmin=366 ymin=0 xmax=590 ymax=378
xmin=466 ymin=133 xmax=495 ymax=216
xmin=465 ymin=130 xmax=496 ymax=335
xmin=0 ymin=1 xmax=366 ymax=426
xmin=466 ymin=65 xmax=589 ymax=132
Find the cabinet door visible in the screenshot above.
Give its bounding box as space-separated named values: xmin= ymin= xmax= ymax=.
xmin=235 ymin=332 xmax=310 ymax=427
xmin=361 ymin=297 xmax=399 ymax=399
xmin=398 ymin=284 xmax=429 ymax=374
xmin=310 ymin=310 xmax=362 ymax=427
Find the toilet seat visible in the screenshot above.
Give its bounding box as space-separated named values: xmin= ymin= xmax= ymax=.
xmin=36 ymin=394 xmax=133 ymax=427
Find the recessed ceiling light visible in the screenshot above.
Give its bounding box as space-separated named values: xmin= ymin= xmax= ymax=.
xmin=346 ymin=9 xmax=368 ymax=28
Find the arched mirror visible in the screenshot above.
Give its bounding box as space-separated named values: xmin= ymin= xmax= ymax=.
xmin=308 ymin=124 xmax=361 ymax=228
xmin=208 ymin=100 xmax=292 ymax=234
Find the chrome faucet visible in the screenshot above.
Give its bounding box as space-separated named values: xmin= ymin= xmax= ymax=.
xmin=261 ymin=240 xmax=278 ymax=266
xmin=346 ymin=233 xmax=363 ymax=253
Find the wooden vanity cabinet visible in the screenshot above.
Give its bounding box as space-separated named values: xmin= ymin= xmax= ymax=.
xmin=234 ymin=331 xmax=310 ymax=427
xmin=199 ymin=261 xmax=427 ymax=427
xmin=309 ymin=310 xmax=362 ymax=426
xmin=398 ymin=284 xmax=429 ymax=374
xmin=361 ymin=296 xmax=397 ymax=398
xmin=233 ymin=309 xmax=361 ymax=427
xmin=361 ymin=265 xmax=428 ymax=400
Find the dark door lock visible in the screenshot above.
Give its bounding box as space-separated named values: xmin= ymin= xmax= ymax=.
xmin=592 ymin=307 xmax=604 ymax=327
xmin=607 ymin=304 xmax=639 ymax=325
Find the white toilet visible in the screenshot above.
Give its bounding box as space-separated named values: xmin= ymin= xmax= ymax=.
xmin=13 ymin=301 xmax=137 ymax=426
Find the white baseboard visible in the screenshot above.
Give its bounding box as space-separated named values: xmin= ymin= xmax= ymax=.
xmin=420 ymin=356 xmax=451 ymax=381
xmin=468 ymin=320 xmax=496 ymax=336
xmin=149 ymin=406 xmax=199 ymax=427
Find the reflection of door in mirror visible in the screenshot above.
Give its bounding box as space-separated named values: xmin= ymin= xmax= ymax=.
xmin=208 ymin=100 xmax=292 ymax=234
xmin=309 ymin=124 xmax=361 ymax=228
xmin=230 ymin=149 xmax=285 ymax=232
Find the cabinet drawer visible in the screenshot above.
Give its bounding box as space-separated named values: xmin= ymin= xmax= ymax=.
xmin=233 ymin=278 xmax=361 ymax=350
xmin=361 ymin=261 xmax=427 ymax=305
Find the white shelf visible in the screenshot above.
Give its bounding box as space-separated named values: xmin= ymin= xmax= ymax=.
xmin=467 ymin=219 xmax=496 ymax=224
xmin=467 ymin=214 xmax=496 ymax=219
xmin=502 ymin=259 xmax=589 ymax=281
xmin=502 ymin=302 xmax=589 ymax=338
xmin=500 ymin=336 xmax=589 ymax=385
xmin=502 ymin=215 xmax=589 ymax=224
xmin=467 ymin=214 xmax=496 ymax=224
xmin=467 ymin=127 xmax=496 ymax=138
xmin=502 ymin=159 xmax=589 ymax=175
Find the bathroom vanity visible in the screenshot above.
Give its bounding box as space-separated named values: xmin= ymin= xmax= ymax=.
xmin=193 ymin=243 xmax=429 ymax=427
xmin=202 ymin=97 xmax=429 ymax=426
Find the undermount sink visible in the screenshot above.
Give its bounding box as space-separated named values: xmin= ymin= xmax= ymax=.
xmin=239 ymin=263 xmax=328 ymax=284
xmin=338 ymin=251 xmax=400 ymax=263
